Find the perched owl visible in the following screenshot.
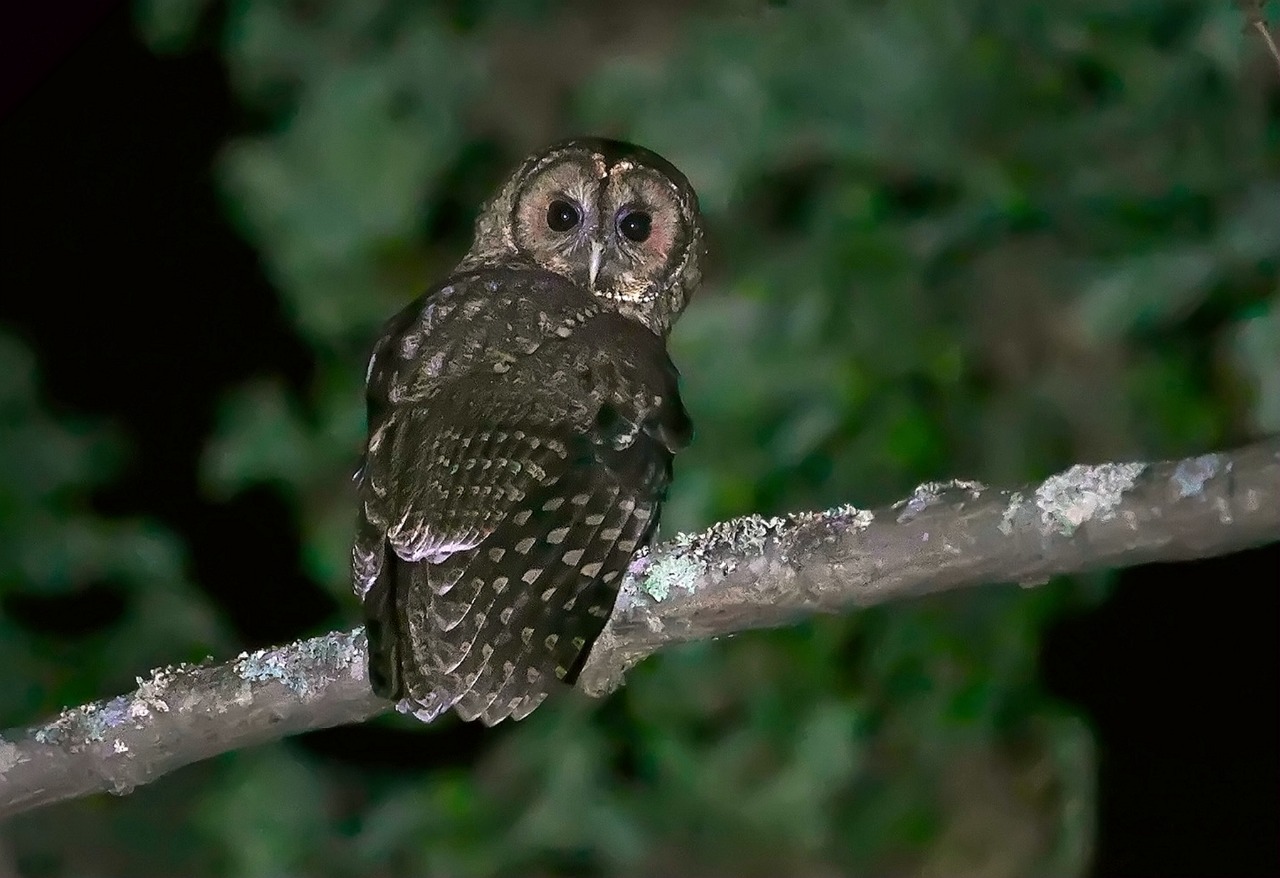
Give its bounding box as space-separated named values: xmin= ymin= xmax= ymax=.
xmin=353 ymin=138 xmax=704 ymax=726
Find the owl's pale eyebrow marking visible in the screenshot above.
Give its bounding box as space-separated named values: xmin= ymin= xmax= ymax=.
xmin=585 ymin=153 xmax=609 ymax=179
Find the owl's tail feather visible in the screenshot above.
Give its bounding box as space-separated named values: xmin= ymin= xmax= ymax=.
xmin=362 ymin=541 xmax=403 ymax=701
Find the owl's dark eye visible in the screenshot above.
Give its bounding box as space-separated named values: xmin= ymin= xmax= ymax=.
xmin=546 ymin=199 xmax=580 ymax=232
xmin=618 ymin=210 xmax=652 ymax=243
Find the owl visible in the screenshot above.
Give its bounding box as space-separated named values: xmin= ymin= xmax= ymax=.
xmin=352 ymin=138 xmax=704 ymax=726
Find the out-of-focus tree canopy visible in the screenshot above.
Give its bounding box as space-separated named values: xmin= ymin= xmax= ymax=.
xmin=3 ymin=0 xmax=1276 ymax=874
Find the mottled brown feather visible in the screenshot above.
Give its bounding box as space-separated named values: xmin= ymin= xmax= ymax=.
xmin=355 ymin=138 xmax=700 ymax=725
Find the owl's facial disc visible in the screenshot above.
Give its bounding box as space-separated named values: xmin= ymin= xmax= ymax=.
xmin=496 ymin=139 xmax=702 ymax=335
xmin=513 ymin=154 xmax=692 ymax=295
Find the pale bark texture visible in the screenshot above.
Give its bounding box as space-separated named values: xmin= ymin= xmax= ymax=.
xmin=2 ymin=438 xmax=1277 ymax=818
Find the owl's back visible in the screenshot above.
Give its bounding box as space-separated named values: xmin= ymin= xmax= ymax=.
xmin=355 ymin=265 xmax=691 ymax=724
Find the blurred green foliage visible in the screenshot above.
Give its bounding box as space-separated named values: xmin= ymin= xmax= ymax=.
xmin=5 ymin=0 xmax=1277 ymax=874
xmin=0 ymin=332 xmax=228 ymax=712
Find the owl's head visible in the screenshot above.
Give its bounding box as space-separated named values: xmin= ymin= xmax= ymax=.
xmin=459 ymin=138 xmax=704 ymax=337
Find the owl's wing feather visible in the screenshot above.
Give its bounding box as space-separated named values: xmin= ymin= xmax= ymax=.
xmin=451 ymin=448 xmax=622 ymax=722
xmin=360 ymin=402 xmax=577 ymax=703
xmin=466 ymin=409 xmax=673 ymax=725
xmin=360 ymin=389 xmax=685 ymax=724
xmin=394 ymin=445 xmax=599 ymax=720
xmin=474 ymin=492 xmax=660 ymax=725
xmin=356 ymin=282 xmax=693 ymax=724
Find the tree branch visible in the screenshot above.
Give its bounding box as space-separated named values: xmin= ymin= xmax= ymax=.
xmin=3 ymin=438 xmax=1277 ymax=818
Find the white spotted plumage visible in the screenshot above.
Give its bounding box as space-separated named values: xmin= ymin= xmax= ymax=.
xmin=355 ymin=138 xmax=703 ymax=725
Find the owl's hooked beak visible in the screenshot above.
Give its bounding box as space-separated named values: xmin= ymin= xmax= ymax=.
xmin=587 ymin=241 xmax=605 ymax=291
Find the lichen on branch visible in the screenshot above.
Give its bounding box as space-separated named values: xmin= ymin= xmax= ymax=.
xmin=3 ymin=438 xmax=1278 ymax=818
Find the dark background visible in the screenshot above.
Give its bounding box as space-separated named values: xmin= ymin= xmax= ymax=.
xmin=2 ymin=3 xmax=1277 ymax=876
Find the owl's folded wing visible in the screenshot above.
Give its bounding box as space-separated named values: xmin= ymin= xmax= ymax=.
xmin=354 ymin=375 xmax=689 ymax=722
